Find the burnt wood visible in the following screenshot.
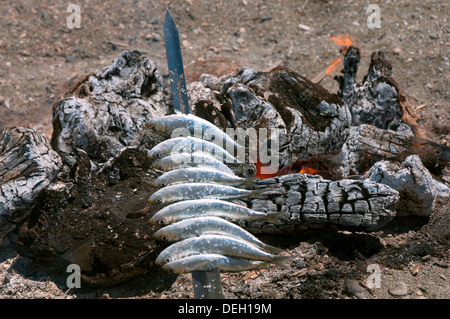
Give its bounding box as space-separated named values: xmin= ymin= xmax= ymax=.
xmin=0 ymin=128 xmax=61 ymax=242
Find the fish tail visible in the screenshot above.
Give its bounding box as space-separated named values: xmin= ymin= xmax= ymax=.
xmin=249 ymin=189 xmax=284 ymax=199
xmin=242 ymin=176 xmax=261 ymax=188
xmin=265 ymin=211 xmax=285 ymax=225
xmin=249 ymin=189 xmax=269 ymax=199
xmin=228 ymin=162 xmax=257 ymax=177
xmin=261 ymin=243 xmax=284 ymax=254
xmin=270 ymin=255 xmax=292 ymax=270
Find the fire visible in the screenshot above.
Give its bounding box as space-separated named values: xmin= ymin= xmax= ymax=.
xmin=326 ymin=58 xmax=342 ymax=75
xmin=325 ymin=34 xmax=354 ymax=75
xmin=327 ymin=34 xmax=353 ymax=49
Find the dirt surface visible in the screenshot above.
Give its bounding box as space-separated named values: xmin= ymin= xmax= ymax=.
xmin=0 ymin=0 xmax=449 ymax=299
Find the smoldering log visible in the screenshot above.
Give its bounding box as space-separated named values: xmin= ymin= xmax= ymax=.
xmin=190 ymin=66 xmax=352 ymax=169
xmin=0 ymin=128 xmax=61 ymax=243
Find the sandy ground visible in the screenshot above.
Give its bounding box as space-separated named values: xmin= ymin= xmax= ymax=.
xmin=0 ymin=0 xmax=448 ymax=299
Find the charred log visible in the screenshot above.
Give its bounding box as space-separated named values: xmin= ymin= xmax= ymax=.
xmin=240 ymin=173 xmax=399 ymax=234
xmin=51 ymin=50 xmax=169 ymax=166
xmin=191 ymin=66 xmax=352 ymax=170
xmin=364 ymin=155 xmax=449 ymax=216
xmin=0 ymin=128 xmax=61 ymax=243
xmin=335 ymin=46 xmax=420 ymax=136
xmin=16 ymin=147 xmax=162 ymax=286
xmin=342 ymin=124 xmax=449 ymax=176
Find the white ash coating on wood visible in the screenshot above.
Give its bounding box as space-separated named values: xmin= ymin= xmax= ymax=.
xmin=335 ymin=47 xmax=416 ymax=135
xmin=364 ymin=155 xmax=448 ymax=216
xmin=340 ymin=124 xmax=449 ymax=177
xmin=0 ymin=128 xmax=61 ymax=242
xmin=239 ymin=173 xmax=399 ymax=234
xmin=51 ymin=50 xmax=169 ymax=165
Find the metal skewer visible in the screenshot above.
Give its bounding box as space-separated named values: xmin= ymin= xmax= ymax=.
xmin=163 ymin=8 xmax=224 ymax=299
xmin=192 ymin=268 xmax=224 ymax=299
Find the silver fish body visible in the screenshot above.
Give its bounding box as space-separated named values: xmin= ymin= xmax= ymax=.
xmin=146 ymin=114 xmax=245 ymax=152
xmin=148 ymin=136 xmax=256 ymax=176
xmin=161 ymin=253 xmax=269 ymax=274
xmin=153 ymin=216 xmax=282 ymax=254
xmin=148 ymin=136 xmax=238 ymax=163
xmin=150 ymin=152 xmax=235 ymax=175
xmin=148 ymin=183 xmax=267 ymax=205
xmin=153 ymin=167 xmax=258 ymax=187
xmin=155 ymin=234 xmax=289 ymax=265
xmin=149 ymin=199 xmax=282 ymax=225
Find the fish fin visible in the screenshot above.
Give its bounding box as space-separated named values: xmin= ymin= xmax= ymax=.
xmin=270 ymin=255 xmax=292 ymax=270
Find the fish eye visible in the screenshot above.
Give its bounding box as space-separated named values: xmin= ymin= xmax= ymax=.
xmin=160 ymin=182 xmax=166 ymax=187
xmin=156 ymin=199 xmax=162 ymax=204
xmin=162 ymin=236 xmax=168 ymax=241
xmin=164 ymin=258 xmax=170 ymax=263
xmin=158 ymin=166 xmax=164 ymax=171
xmin=159 ymin=220 xmax=165 ymax=225
xmin=155 ymin=153 xmax=161 ymax=159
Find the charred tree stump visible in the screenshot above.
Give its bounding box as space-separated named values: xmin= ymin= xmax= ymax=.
xmin=0 ymin=128 xmax=61 ymax=243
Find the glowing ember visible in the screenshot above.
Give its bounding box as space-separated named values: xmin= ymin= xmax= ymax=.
xmin=298 ymin=167 xmax=328 ymax=175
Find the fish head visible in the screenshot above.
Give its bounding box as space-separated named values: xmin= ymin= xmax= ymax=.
xmin=153 ymin=227 xmax=177 ymax=242
xmin=160 ymin=262 xmax=177 ymax=273
xmin=145 ymin=118 xmax=167 ymax=131
xmin=148 ymin=192 xmax=164 ymax=205
xmin=149 ymin=216 xmax=171 ymax=226
xmin=147 ymin=148 xmax=166 ymax=161
xmin=152 ymin=176 xmax=167 ymax=188
xmin=155 ymin=251 xmax=173 ymax=265
xmin=150 ymin=158 xmax=168 ymax=171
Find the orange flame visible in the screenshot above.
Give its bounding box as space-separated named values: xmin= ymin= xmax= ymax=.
xmin=326 ymin=58 xmax=342 ymax=75
xmin=324 ymin=34 xmax=354 ymax=75
xmin=327 ymin=34 xmax=353 ymax=49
